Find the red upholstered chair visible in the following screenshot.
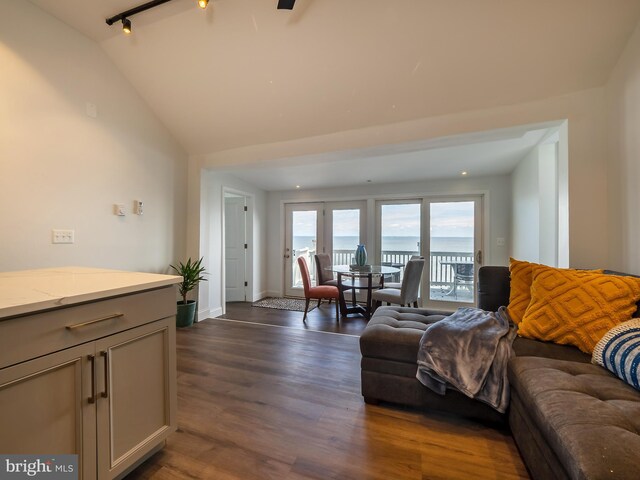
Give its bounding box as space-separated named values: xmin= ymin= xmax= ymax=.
xmin=297 ymin=256 xmax=340 ymax=322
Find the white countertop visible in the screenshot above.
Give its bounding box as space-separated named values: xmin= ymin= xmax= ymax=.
xmin=0 ymin=267 xmax=182 ymax=319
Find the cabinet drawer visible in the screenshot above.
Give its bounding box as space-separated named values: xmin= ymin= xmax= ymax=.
xmin=0 ymin=287 xmax=176 ymax=369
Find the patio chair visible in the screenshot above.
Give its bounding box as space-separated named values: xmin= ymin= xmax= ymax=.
xmin=453 ymin=262 xmax=474 ymax=298
xmin=297 ymin=257 xmax=340 ymax=322
xmin=372 ymin=257 xmax=425 ymax=309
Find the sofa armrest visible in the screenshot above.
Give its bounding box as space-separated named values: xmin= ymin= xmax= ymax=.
xmin=477 ymin=266 xmax=510 ymax=312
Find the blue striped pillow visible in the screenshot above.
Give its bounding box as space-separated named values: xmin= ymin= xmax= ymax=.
xmin=592 ymin=319 xmax=640 ymax=390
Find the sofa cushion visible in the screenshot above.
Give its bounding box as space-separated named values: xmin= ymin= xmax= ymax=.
xmin=519 ymin=266 xmax=640 ymax=353
xmin=359 ymin=306 xmax=449 ymax=363
xmin=509 ymin=357 xmax=640 ymax=479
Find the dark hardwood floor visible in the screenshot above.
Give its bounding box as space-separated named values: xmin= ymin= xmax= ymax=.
xmin=125 ymin=305 xmax=529 ymax=480
xmin=219 ymin=300 xmax=376 ymax=336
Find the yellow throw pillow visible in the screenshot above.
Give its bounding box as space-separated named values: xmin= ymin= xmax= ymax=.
xmin=507 ymin=258 xmax=604 ymax=325
xmin=507 ymin=258 xmax=535 ymax=325
xmin=518 ymin=266 xmax=640 ymax=353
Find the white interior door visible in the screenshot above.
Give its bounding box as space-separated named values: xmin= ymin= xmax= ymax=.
xmin=423 ymin=196 xmax=483 ymax=309
xmin=224 ymin=195 xmax=247 ymax=302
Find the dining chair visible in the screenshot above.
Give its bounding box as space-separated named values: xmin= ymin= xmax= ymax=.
xmin=297 ymin=256 xmax=340 ymax=322
xmin=372 ymin=257 xmax=425 ymax=309
xmin=314 ymin=254 xmax=338 ymax=287
xmin=384 ymin=255 xmax=424 ymax=289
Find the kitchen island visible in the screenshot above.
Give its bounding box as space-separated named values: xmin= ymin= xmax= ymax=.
xmin=0 ymin=267 xmax=181 ymax=480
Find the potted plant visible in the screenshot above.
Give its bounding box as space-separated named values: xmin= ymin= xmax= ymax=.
xmin=170 ymin=257 xmax=207 ymax=327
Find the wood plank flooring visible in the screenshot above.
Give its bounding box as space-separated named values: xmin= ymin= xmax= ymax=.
xmin=125 ymin=305 xmax=530 ymax=480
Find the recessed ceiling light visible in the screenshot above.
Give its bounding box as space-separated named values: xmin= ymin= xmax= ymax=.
xmin=366 ymin=180 xmax=372 ymax=183
xmin=461 ymin=171 xmax=468 ymax=176
xmin=295 ymin=185 xmax=300 ymax=189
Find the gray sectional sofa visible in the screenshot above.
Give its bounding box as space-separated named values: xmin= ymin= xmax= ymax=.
xmin=359 ymin=266 xmax=640 ymax=479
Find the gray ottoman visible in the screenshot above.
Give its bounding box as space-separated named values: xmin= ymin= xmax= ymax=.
xmin=359 ymin=306 xmax=506 ymax=423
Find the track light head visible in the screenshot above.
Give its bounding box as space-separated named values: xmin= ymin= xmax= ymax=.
xmin=198 ymin=0 xmax=209 ymax=9
xmin=122 ymin=18 xmax=132 ymax=34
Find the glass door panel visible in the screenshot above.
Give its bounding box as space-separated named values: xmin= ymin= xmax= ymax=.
xmin=378 ymin=201 xmax=422 ymax=284
xmin=326 ymin=201 xmax=366 ymax=266
xmin=284 ymin=203 xmax=323 ymax=296
xmin=426 ymin=198 xmax=482 ymax=307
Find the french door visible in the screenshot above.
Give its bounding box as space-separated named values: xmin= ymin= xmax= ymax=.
xmin=284 ymin=201 xmax=365 ymax=297
xmin=423 ymin=196 xmax=483 ymax=308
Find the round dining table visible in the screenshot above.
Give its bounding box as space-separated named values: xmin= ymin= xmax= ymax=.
xmin=327 ymin=265 xmax=400 ymax=320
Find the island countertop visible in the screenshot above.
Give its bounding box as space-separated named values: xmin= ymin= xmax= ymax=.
xmin=0 ymin=266 xmax=182 ymax=319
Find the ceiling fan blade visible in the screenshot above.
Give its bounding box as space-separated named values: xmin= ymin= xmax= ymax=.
xmin=277 ymin=0 xmax=296 ymax=9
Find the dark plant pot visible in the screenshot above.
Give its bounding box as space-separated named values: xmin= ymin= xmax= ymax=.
xmin=176 ymin=300 xmax=197 ymax=328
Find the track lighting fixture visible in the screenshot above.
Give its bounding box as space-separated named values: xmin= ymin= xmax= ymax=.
xmin=107 ymin=0 xmax=289 ymax=35
xmin=122 ymin=18 xmax=132 ymax=34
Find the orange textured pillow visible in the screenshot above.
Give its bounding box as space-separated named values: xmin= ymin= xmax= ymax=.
xmin=518 ymin=266 xmax=640 ymax=353
xmin=507 ymin=258 xmax=604 ymax=325
xmin=507 ymin=258 xmax=535 ymax=325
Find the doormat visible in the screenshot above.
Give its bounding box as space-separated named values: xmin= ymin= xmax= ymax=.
xmin=252 ymin=297 xmax=317 ymax=312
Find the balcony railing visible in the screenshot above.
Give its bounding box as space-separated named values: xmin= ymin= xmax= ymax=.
xmin=332 ymin=249 xmax=474 ymax=287
xmin=293 ymin=248 xmax=474 ymax=298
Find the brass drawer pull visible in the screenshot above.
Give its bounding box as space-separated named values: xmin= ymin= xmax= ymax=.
xmin=88 ymin=354 xmax=96 ymax=404
xmin=101 ymin=350 xmax=109 ymax=398
xmin=66 ymin=313 xmax=124 ymax=330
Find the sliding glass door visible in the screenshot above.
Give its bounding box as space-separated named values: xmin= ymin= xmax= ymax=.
xmin=376 ymin=200 xmax=422 ymax=283
xmin=424 ymin=197 xmax=483 ymax=308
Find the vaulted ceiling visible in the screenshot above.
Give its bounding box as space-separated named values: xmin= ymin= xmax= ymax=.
xmin=31 ymin=0 xmax=640 ymax=161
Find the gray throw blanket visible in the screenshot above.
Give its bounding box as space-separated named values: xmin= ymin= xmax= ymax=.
xmin=416 ymin=306 xmax=516 ymax=413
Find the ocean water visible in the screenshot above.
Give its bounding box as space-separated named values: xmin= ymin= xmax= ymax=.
xmin=293 ymin=236 xmax=473 ymax=253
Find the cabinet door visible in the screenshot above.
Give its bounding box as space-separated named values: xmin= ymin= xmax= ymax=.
xmin=96 ymin=317 xmax=176 ymax=480
xmin=0 ymin=342 xmax=97 ymax=480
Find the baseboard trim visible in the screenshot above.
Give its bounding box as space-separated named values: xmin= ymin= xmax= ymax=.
xmin=199 ymin=307 xmax=221 ymax=321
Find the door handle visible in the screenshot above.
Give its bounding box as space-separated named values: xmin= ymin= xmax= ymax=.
xmin=475 ymin=250 xmax=483 ymax=265
xmin=100 ymin=350 xmax=109 ymax=398
xmin=88 ymin=354 xmax=96 ymax=404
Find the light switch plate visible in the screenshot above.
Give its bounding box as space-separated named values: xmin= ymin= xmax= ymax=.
xmin=52 ymin=229 xmax=75 ymax=244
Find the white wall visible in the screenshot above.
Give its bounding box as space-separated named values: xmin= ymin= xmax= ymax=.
xmin=606 ymin=20 xmax=640 ymax=275
xmin=511 ymin=138 xmax=560 ymax=266
xmin=511 ymin=149 xmax=540 ymax=262
xmin=265 ymin=175 xmax=511 ymax=296
xmin=538 ymin=143 xmax=559 ymax=266
xmin=197 ymin=170 xmax=268 ymax=318
xmin=0 ymin=1 xmax=187 ymax=273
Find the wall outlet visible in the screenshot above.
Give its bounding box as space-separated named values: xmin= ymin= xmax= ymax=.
xmin=52 ymin=229 xmax=75 ymax=244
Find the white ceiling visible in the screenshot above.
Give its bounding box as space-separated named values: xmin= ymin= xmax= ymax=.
xmin=216 ymin=125 xmax=554 ymax=191
xmin=32 ymin=0 xmax=640 ymax=156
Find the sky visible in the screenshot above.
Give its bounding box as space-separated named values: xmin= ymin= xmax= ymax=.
xmin=292 ymin=202 xmax=474 ymax=237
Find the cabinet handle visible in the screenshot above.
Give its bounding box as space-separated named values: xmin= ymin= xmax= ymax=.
xmin=66 ymin=313 xmax=124 ymax=330
xmin=101 ymin=351 xmax=109 ymax=399
xmin=88 ymin=354 xmax=96 ymax=404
